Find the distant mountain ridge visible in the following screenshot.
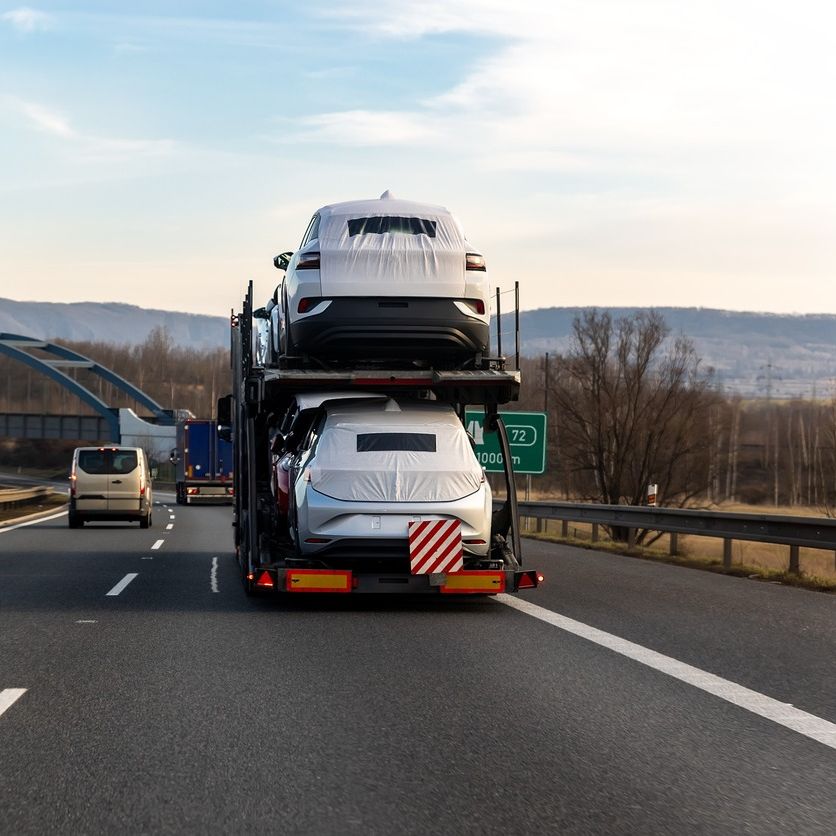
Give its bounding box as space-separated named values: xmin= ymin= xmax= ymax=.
xmin=1 ymin=298 xmax=833 ymax=398
xmin=503 ymin=306 xmax=836 ymax=398
xmin=0 ymin=298 xmax=227 ymax=349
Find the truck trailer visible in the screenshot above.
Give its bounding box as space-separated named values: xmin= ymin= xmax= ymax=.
xmin=220 ymin=282 xmax=540 ymax=597
xmin=173 ymin=419 xmax=234 ymax=505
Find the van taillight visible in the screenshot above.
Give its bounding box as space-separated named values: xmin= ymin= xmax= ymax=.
xmin=296 ymin=252 xmax=320 ymax=270
xmin=140 ymin=485 xmax=145 ymax=496
xmin=465 ymin=253 xmax=486 ymax=271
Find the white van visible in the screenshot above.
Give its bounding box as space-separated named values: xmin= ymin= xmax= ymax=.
xmin=69 ymin=446 xmax=153 ymax=528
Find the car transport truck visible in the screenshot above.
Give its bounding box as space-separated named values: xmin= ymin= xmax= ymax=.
xmin=218 ymin=281 xmax=541 ymax=597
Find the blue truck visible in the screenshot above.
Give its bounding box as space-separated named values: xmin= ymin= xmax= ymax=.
xmin=173 ymin=419 xmax=234 ymax=505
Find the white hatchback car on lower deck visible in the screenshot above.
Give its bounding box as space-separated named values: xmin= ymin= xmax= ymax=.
xmin=287 ymin=397 xmax=491 ymax=568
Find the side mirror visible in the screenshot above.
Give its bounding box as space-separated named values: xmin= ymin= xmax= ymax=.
xmin=270 ymin=433 xmax=285 ymax=455
xmin=217 ymin=425 xmax=232 ymax=443
xmin=169 ymin=447 xmax=179 ymax=464
xmin=217 ymin=394 xmax=233 ymax=426
xmin=273 ymin=251 xmax=293 ymax=271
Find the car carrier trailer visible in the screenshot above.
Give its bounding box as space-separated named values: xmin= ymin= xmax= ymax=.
xmin=218 ymin=282 xmax=541 ymax=597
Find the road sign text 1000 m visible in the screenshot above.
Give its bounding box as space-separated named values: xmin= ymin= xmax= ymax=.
xmin=464 ymin=411 xmax=547 ymax=475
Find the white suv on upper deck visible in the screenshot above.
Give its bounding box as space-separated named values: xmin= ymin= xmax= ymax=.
xmin=271 ymin=192 xmax=490 ymax=367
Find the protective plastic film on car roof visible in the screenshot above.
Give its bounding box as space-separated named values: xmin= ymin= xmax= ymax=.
xmin=309 ymin=406 xmax=483 ymax=503
xmin=318 ymin=208 xmax=465 ymax=293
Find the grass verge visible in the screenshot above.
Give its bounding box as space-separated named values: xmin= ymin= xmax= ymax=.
xmin=525 ymin=532 xmax=836 ymax=594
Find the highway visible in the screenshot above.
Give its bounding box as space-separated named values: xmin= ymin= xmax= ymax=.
xmin=1 ymin=499 xmax=834 ymax=834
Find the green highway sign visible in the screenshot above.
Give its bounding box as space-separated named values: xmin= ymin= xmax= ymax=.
xmin=465 ymin=411 xmax=547 ymax=475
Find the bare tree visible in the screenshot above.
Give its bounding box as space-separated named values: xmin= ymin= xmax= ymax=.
xmin=549 ymin=309 xmax=712 ymax=538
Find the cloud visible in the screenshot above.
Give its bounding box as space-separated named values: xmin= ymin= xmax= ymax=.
xmin=8 ymin=97 xmax=178 ymax=162
xmin=292 ymin=109 xmax=441 ymax=146
xmin=1 ymin=6 xmax=53 ymax=33
xmin=302 ymin=0 xmax=836 ymax=191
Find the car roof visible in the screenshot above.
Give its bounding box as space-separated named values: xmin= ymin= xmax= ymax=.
xmin=322 ymin=398 xmax=460 ymax=426
xmin=317 ymin=195 xmax=452 ymax=220
xmin=292 ymin=391 xmax=387 ymax=413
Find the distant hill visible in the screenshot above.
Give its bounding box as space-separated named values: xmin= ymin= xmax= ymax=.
xmin=503 ymin=307 xmax=836 ymax=398
xmin=0 ymin=298 xmax=227 ymax=349
xmin=1 ymin=298 xmax=833 ymax=398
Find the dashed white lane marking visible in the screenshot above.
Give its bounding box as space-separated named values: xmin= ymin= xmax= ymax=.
xmin=106 ymin=573 xmax=138 ymax=597
xmin=166 ymin=523 xmax=173 ymax=530
xmin=141 ymin=557 xmax=153 ymax=560
xmin=0 ymin=688 xmax=27 ymax=718
xmin=497 ymin=595 xmax=836 ymax=751
xmin=0 ymin=511 xmax=67 ymax=534
xmin=169 ymin=515 xmax=175 ymax=520
xmin=75 ymin=620 xmax=97 ymax=624
xmin=210 ymin=556 xmax=219 ymax=593
xmin=151 ymin=539 xmax=164 ymax=550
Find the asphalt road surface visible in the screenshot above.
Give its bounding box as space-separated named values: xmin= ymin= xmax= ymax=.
xmin=1 ymin=497 xmax=834 ymax=834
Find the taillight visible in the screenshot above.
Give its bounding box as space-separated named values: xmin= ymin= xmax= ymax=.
xmin=139 ymin=485 xmax=145 ymax=496
xmin=465 ymin=252 xmax=486 ymax=271
xmin=187 ymin=487 xmax=199 ymax=495
xmin=296 ymin=252 xmax=320 ymax=270
xmin=463 ymin=298 xmax=485 ymax=315
xmin=226 ymin=486 xmax=234 ymax=495
xmin=297 ymin=297 xmax=323 ymax=314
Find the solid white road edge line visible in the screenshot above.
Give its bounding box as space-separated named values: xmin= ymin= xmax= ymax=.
xmin=210 ymin=556 xmax=219 ymax=593
xmin=0 ymin=511 xmax=67 ymax=534
xmin=0 ymin=688 xmax=27 ymax=718
xmin=106 ymin=573 xmax=138 ymax=597
xmin=151 ymin=539 xmax=164 ymax=550
xmin=497 ymin=594 xmax=836 ymax=751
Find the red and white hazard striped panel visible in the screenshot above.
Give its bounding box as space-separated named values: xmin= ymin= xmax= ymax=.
xmin=408 ymin=519 xmax=463 ymax=575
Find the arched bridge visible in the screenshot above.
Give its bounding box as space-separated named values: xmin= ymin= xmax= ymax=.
xmin=0 ymin=333 xmax=175 ymax=443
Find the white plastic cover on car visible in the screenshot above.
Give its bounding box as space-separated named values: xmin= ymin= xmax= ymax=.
xmin=316 ymin=196 xmax=467 ymax=298
xmin=309 ymin=400 xmax=483 ymax=503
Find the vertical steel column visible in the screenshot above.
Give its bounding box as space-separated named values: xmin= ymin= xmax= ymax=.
xmin=493 ymin=414 xmax=521 ymax=566
xmin=495 ymin=287 xmax=502 ymax=358
xmin=514 ymin=281 xmax=520 ymax=370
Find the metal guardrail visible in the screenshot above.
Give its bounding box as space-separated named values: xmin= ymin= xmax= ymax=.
xmin=0 ymin=485 xmax=53 ymax=511
xmin=513 ymin=500 xmax=836 ymax=574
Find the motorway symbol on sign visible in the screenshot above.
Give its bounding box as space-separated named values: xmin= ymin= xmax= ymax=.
xmin=464 ymin=411 xmax=547 ymax=475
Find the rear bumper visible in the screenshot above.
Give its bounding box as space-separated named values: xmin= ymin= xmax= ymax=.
xmin=296 ymin=486 xmax=492 ymax=559
xmin=249 ymin=566 xmax=541 ymax=595
xmin=290 ymin=297 xmax=489 ymax=361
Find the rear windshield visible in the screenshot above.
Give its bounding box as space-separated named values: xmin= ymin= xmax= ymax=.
xmin=356 ymin=433 xmax=437 ymax=453
xmin=77 ymin=450 xmax=138 ymax=475
xmin=347 ymin=216 xmax=437 ymax=238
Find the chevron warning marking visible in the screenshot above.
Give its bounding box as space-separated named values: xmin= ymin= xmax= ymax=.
xmin=409 ymin=519 xmax=463 ymax=574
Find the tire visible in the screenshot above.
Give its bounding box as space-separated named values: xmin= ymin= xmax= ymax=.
xmin=68 ymin=512 xmax=82 ymax=529
xmin=140 ymin=512 xmax=151 ymax=529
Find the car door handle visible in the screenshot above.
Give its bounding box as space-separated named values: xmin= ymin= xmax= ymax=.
xmin=111 ymin=479 xmax=122 ymax=484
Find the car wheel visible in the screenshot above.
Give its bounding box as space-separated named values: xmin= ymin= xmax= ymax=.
xmin=140 ymin=513 xmax=150 ymax=529
xmin=68 ymin=512 xmax=82 ymax=529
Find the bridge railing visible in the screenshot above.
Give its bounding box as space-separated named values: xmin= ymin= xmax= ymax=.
xmin=512 ymin=500 xmax=836 ymax=574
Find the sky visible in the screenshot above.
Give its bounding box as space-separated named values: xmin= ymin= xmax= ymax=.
xmin=1 ymin=0 xmax=835 ymax=317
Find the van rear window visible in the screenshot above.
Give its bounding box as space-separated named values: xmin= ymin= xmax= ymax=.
xmin=356 ymin=433 xmax=437 ymax=452
xmin=347 ymin=216 xmax=437 ymax=238
xmin=77 ymin=450 xmax=138 ymax=474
